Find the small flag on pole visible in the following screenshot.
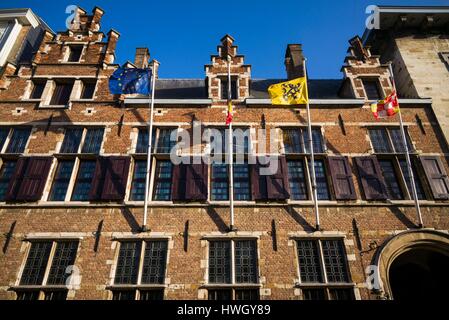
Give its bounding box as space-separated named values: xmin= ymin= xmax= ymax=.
xmin=109 ymin=66 xmax=152 ymax=95
xmin=226 ymin=100 xmax=233 ymax=125
xmin=370 ymin=91 xmax=400 ymax=119
xmin=268 ymin=77 xmax=309 ymax=105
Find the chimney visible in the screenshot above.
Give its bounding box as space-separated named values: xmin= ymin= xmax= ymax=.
xmin=134 ymin=48 xmax=150 ymax=68
xmin=285 ymin=44 xmax=305 ymax=80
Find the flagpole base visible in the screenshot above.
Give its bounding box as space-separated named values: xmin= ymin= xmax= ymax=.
xmin=315 ymin=224 xmax=321 ymax=232
xmin=140 ymin=225 xmax=151 ymax=233
xmin=227 ymin=225 xmax=238 ymax=233
xmin=417 ymin=223 xmax=424 ymax=229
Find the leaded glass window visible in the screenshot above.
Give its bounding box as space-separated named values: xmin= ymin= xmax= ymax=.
xmin=296 ymin=240 xmax=322 ymax=283
xmin=112 ymin=240 xmax=168 ymax=300
xmin=369 ymin=127 xmax=413 ymax=154
xmin=130 ymin=160 xmax=147 ymax=201
xmin=287 ymin=160 xmax=308 ymax=200
xmin=321 ymin=240 xmax=349 ymax=283
xmin=155 ymin=128 xmax=177 ymax=154
xmin=208 ymin=241 xmax=231 ymax=284
xmin=114 ymin=241 xmax=141 ymax=285
xmin=211 ymin=163 xmax=229 ymax=201
xmin=49 ymin=160 xmax=75 ymax=201
xmin=5 ymin=128 xmax=31 ymax=153
xmin=369 ymin=128 xmax=392 ymax=153
xmin=71 ymin=160 xmax=96 ymax=201
xmin=314 ymin=160 xmax=330 ymax=200
xmin=233 ymin=164 xmax=250 ymax=200
xmin=0 ymin=161 xmax=16 ymax=201
xmin=399 ymin=159 xmax=425 ymax=200
xmin=297 ymin=239 xmax=353 ymax=300
xmin=20 ymin=242 xmax=53 ymax=285
xmin=208 ymin=239 xmax=259 ymax=301
xmin=47 ymin=241 xmax=78 ymax=285
xmin=283 ymin=128 xmax=324 ymax=154
xmin=153 ymin=160 xmax=172 ymax=201
xmin=60 ymin=128 xmax=83 ymax=153
xmin=141 ymin=241 xmax=167 ymax=284
xmin=235 ymin=240 xmax=258 ymax=284
xmin=17 ymin=240 xmax=78 ymax=300
xmin=81 ymin=128 xmax=104 ymax=154
xmin=379 ymin=159 xmax=403 ymax=200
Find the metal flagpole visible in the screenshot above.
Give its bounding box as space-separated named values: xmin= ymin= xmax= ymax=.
xmin=388 ymin=63 xmax=423 ymax=228
xmin=142 ymin=60 xmax=159 ymax=232
xmin=303 ymin=59 xmax=320 ymax=231
xmin=227 ymin=55 xmax=235 ymax=231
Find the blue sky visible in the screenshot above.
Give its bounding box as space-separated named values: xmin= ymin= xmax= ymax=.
xmin=2 ymin=0 xmax=448 ymax=79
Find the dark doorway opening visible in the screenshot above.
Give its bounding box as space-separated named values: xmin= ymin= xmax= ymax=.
xmin=389 ymin=248 xmax=449 ymax=300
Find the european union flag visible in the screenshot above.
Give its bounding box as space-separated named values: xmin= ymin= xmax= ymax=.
xmin=109 ymin=67 xmax=152 ymax=95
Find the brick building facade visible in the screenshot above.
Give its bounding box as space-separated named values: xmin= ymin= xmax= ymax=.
xmin=0 ymin=6 xmax=449 ymax=301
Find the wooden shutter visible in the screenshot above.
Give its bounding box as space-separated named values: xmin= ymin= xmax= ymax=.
xmin=186 ymin=163 xmax=208 ymax=201
xmin=420 ymin=156 xmax=449 ymax=200
xmin=15 ymin=157 xmax=52 ymax=201
xmin=251 ymin=162 xmax=267 ymax=201
xmin=172 ymin=161 xmax=208 ymax=201
xmin=354 ymin=156 xmax=388 ymax=200
xmin=5 ymin=158 xmax=29 ymax=201
xmin=88 ymin=158 xmax=105 ymax=201
xmin=171 ymin=163 xmax=186 ymax=201
xmin=328 ymin=156 xmax=356 ymax=200
xmin=251 ymin=157 xmax=289 ymax=201
xmin=266 ymin=156 xmax=290 ymax=200
xmin=101 ymin=157 xmax=131 ymax=201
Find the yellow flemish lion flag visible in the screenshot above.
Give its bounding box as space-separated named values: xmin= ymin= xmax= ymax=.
xmin=268 ymin=77 xmax=309 ymax=105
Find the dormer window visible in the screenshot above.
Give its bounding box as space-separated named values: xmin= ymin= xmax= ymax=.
xmin=50 ymin=80 xmax=74 ymax=106
xmin=221 ymin=77 xmax=238 ymax=100
xmin=362 ymin=79 xmax=382 ymax=100
xmin=67 ymin=45 xmax=83 ymax=62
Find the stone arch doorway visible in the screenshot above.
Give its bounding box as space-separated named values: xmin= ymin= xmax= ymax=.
xmin=388 ymin=247 xmax=449 ymax=300
xmin=374 ymin=230 xmax=449 ymax=300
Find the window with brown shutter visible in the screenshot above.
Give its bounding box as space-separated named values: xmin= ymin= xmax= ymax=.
xmin=421 ymin=156 xmax=449 ymax=200
xmin=88 ymin=158 xmax=106 ymax=201
xmin=367 ymin=126 xmax=426 ymax=200
xmin=172 ymin=161 xmax=208 ymax=202
xmin=328 ymin=157 xmax=356 ymax=200
xmin=5 ymin=158 xmax=29 ymax=201
xmin=16 ymin=157 xmax=53 ymax=201
xmin=354 ymin=156 xmax=388 ymax=200
xmin=101 ymin=157 xmax=131 ymax=201
xmin=251 ymin=157 xmax=290 ymax=201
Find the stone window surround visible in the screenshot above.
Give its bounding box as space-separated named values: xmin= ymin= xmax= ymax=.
xmin=61 ymin=42 xmax=87 ymax=63
xmin=365 ymin=125 xmax=427 ymax=202
xmin=200 ymin=233 xmax=265 ymax=300
xmin=22 ymin=76 xmax=98 ymax=107
xmin=106 ymin=234 xmax=173 ymax=300
xmin=42 ymin=127 xmax=106 ymax=203
xmin=10 ymin=236 xmax=82 ymax=300
xmin=289 ymin=232 xmax=359 ymax=300
xmin=280 ymin=125 xmax=332 ymax=202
